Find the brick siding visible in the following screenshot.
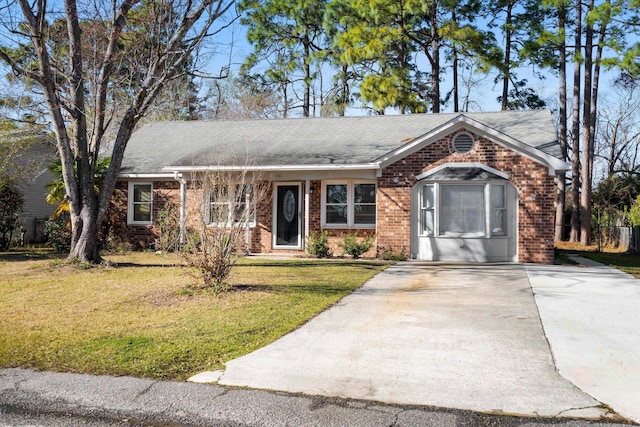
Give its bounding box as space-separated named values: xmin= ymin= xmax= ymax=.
xmin=116 ymin=128 xmax=556 ymax=263
xmin=376 ymin=129 xmax=555 ymax=264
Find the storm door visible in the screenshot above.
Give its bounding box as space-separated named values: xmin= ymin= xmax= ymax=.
xmin=273 ymin=183 xmax=301 ymax=249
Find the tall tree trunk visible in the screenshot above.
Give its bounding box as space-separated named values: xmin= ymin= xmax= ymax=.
xmin=570 ymin=0 xmax=582 ymax=242
xmin=452 ymin=10 xmax=459 ymax=113
xmin=582 ymin=1 xmax=609 ymax=240
xmin=282 ymin=84 xmax=288 ymax=118
xmin=68 ymin=202 xmax=101 ymax=262
xmin=430 ymin=0 xmax=440 ymax=113
xmin=555 ymin=4 xmax=568 ymax=242
xmin=580 ymin=0 xmax=594 ymax=246
xmin=339 ymin=63 xmax=349 ymax=116
xmin=303 ymin=39 xmax=311 ymax=117
xmin=501 ymin=2 xmax=513 ymax=111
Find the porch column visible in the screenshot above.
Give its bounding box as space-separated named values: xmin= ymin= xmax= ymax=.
xmin=173 ymin=172 xmax=187 ymax=247
xmin=304 ymin=178 xmax=310 ymax=253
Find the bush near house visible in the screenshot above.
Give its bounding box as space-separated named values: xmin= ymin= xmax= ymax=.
xmin=0 ymin=180 xmax=24 ymax=251
xmin=339 ymin=232 xmax=375 ymax=259
xmin=306 ymin=230 xmax=332 ymax=258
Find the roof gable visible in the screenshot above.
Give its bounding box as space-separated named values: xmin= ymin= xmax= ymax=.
xmin=375 ymin=115 xmax=568 ymax=175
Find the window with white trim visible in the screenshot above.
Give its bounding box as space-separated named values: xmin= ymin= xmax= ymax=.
xmin=206 ymin=184 xmax=255 ymax=226
xmin=128 ymin=182 xmax=153 ymax=225
xmin=490 ymin=184 xmax=506 ymax=235
xmin=420 ymin=184 xmax=435 ymax=235
xmin=440 ymin=184 xmax=485 ymax=236
xmin=323 ymin=181 xmax=376 ymax=228
xmin=419 ymin=182 xmax=508 ymax=237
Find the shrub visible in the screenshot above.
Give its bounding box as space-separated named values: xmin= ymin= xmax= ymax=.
xmin=99 ymin=189 xmax=132 ymax=253
xmin=307 ymin=230 xmax=332 ymax=258
xmin=156 ymin=201 xmax=181 ymax=252
xmin=181 ymin=168 xmax=270 ymax=293
xmin=378 ymin=246 xmax=408 ymax=261
xmin=0 ymin=180 xmax=24 ymax=251
xmin=339 ymin=232 xmax=374 ymax=259
xmin=44 ymin=215 xmax=71 ymax=253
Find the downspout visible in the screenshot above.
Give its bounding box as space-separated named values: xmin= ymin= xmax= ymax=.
xmin=173 ymin=171 xmax=187 ymax=247
xmin=304 ymin=179 xmax=310 ymax=253
xmin=245 ymin=183 xmax=250 ymax=255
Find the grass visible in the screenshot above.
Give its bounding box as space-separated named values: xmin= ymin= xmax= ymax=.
xmin=0 ymin=248 xmax=387 ymax=381
xmin=555 ymin=241 xmax=640 ymax=278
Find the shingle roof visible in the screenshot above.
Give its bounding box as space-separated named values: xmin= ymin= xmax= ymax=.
xmin=119 ymin=110 xmax=560 ymax=175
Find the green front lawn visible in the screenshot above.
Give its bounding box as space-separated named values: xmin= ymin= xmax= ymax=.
xmin=0 ymin=249 xmax=387 ymax=380
xmin=581 ymin=252 xmax=640 ymax=278
xmin=555 ymin=242 xmax=640 ymax=279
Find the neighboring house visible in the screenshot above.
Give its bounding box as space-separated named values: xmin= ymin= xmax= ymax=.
xmin=116 ymin=110 xmax=568 ymax=263
xmin=5 ymin=141 xmax=58 ymax=244
xmin=19 ymin=167 xmax=57 ymax=243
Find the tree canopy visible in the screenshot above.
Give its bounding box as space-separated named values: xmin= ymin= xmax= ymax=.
xmin=0 ymin=0 xmax=236 ymax=262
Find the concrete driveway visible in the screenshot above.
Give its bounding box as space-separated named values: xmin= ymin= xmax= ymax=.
xmin=218 ymin=262 xmax=611 ymax=419
xmin=527 ymin=261 xmax=640 ymax=423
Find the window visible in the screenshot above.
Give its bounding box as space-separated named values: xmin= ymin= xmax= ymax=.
xmin=323 ymin=181 xmax=376 ymax=228
xmin=419 ymin=182 xmax=508 ymax=237
xmin=440 ymin=184 xmax=485 ymax=235
xmin=128 ymin=182 xmax=153 ymax=225
xmin=490 ymin=184 xmax=506 ymax=235
xmin=207 ymin=184 xmax=255 ymax=226
xmin=421 ymin=184 xmax=435 ymax=235
xmin=325 ymin=184 xmax=348 ymax=224
xmin=354 ymin=183 xmax=376 ymax=225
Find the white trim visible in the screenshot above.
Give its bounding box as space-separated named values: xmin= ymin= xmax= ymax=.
xmin=164 ymin=164 xmax=380 ymax=173
xmin=321 ymin=180 xmax=377 ymax=229
xmin=127 ymin=182 xmax=153 ymax=225
xmin=417 ymin=181 xmax=510 ymax=239
xmin=204 ymin=184 xmax=257 ymax=228
xmin=173 ymin=172 xmax=187 ymax=246
xmin=119 ymin=173 xmax=174 ymax=179
xmin=416 ymin=163 xmax=510 ymax=181
xmin=375 ymin=115 xmax=569 ymax=175
xmin=304 ymin=179 xmax=310 ymax=253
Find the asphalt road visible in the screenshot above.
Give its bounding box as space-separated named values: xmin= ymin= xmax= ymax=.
xmin=0 ymin=401 xmax=634 ymax=427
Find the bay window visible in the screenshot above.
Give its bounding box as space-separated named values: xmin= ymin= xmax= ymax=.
xmin=440 ymin=184 xmax=485 ymax=236
xmin=420 ymin=182 xmax=507 ymax=237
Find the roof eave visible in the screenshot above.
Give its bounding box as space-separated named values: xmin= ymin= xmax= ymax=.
xmin=162 ymin=164 xmax=381 ymax=173
xmin=118 ymin=173 xmax=175 ymax=179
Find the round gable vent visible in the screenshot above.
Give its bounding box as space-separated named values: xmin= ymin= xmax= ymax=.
xmin=452 ymin=133 xmax=474 ymax=153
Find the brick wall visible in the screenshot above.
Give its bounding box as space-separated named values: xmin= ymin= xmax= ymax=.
xmin=114 ymin=180 xmax=180 ymax=249
xmin=377 ymin=129 xmax=556 ymax=264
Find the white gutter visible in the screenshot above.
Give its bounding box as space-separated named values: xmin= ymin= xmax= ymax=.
xmin=118 ymin=173 xmax=174 ymax=179
xmin=163 ymin=164 xmax=380 ymax=173
xmin=173 ymin=171 xmax=187 ymax=247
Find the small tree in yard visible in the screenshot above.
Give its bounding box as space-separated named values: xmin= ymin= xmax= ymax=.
xmin=182 ymin=168 xmax=269 ymax=292
xmin=0 ymin=180 xmax=24 ymax=250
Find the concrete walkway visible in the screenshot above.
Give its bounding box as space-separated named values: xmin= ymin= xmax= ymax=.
xmin=217 ymin=263 xmax=609 ymax=419
xmin=526 ymin=260 xmax=640 ymax=423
